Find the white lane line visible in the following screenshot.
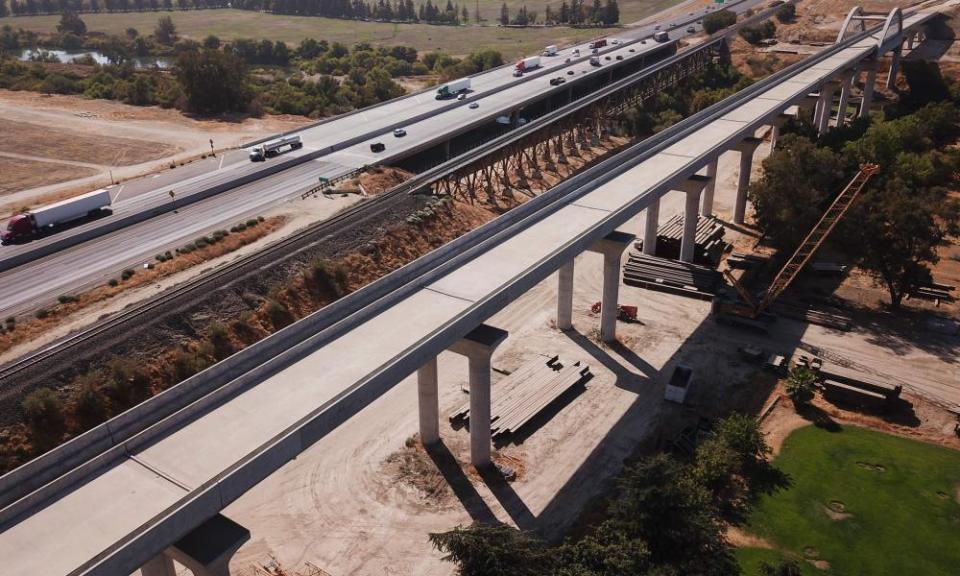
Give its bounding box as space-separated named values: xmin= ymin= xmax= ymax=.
xmin=111 ymin=185 xmax=126 ymax=203
xmin=218 ymin=154 xmax=225 ymax=170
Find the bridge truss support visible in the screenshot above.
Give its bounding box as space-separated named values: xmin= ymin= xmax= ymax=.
xmin=431 ymin=41 xmax=725 ymax=203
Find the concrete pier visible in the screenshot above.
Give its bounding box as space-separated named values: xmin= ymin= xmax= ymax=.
xmin=816 ymin=81 xmax=839 ymax=135
xmin=557 ymin=260 xmax=575 ymax=330
xmin=886 ymin=45 xmax=902 ymax=90
xmin=836 ymin=73 xmax=854 ymax=128
xmin=417 ymin=357 xmax=440 ymax=445
xmin=674 ymin=174 xmax=711 ymax=263
xmin=642 ymin=197 xmax=660 ymax=256
xmin=141 ymin=555 xmax=176 ymax=576
xmin=700 ymin=159 xmax=718 ymax=216
xmin=449 ymin=324 xmax=508 ymax=467
xmin=588 ymin=231 xmax=634 ymax=342
xmin=860 ymin=59 xmax=878 ymax=118
xmin=733 ymin=138 xmax=762 ymax=225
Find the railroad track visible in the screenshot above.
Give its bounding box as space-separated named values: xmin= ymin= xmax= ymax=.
xmin=0 ymin=184 xmax=416 ymax=398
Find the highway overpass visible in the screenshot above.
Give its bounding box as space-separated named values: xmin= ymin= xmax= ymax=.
xmin=0 ymin=0 xmax=766 ymax=318
xmin=0 ymin=3 xmax=948 ymax=575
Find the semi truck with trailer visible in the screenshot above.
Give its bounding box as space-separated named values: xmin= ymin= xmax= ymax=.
xmin=435 ymin=78 xmax=471 ymax=99
xmin=1 ymin=188 xmax=112 ymax=243
xmin=513 ymin=56 xmax=541 ymax=76
xmin=248 ymin=134 xmax=303 ymax=162
xmin=588 ymin=39 xmax=607 ymax=50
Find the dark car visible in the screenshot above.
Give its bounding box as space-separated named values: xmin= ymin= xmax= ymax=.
xmin=370 ymin=142 xmax=385 ymax=153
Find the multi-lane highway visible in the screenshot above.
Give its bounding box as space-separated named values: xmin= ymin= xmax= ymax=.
xmin=0 ymin=0 xmax=766 ymax=318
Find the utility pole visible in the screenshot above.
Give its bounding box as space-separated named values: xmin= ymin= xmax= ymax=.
xmin=209 ymin=138 xmax=215 ymax=157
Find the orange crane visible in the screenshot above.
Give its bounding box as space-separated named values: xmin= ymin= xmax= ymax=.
xmin=715 ymin=163 xmax=880 ymax=324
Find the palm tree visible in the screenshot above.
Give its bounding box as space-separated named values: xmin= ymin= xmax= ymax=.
xmin=785 ymin=366 xmax=816 ymax=407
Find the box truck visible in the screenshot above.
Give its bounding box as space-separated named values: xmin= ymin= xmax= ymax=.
xmin=248 ymin=134 xmax=303 ymax=161
xmin=654 ymin=31 xmax=670 ymax=42
xmin=435 ymin=78 xmax=471 ymax=99
xmin=542 ymin=45 xmax=558 ymax=56
xmin=2 ymin=189 xmax=111 ymax=242
xmin=514 ymin=56 xmax=541 ymax=75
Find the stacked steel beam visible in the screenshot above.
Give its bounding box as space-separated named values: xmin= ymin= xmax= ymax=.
xmin=642 ymin=213 xmax=726 ymax=265
xmin=622 ymin=253 xmax=722 ymax=300
xmin=450 ymin=356 xmax=591 ymax=437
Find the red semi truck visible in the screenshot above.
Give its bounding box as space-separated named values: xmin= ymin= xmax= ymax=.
xmin=588 ymin=39 xmax=607 ymax=50
xmin=1 ymin=188 xmax=112 ymax=243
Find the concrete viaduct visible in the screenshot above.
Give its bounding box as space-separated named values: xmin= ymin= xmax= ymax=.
xmin=0 ymin=4 xmax=951 ymax=575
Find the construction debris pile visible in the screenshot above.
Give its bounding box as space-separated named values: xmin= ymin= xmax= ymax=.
xmin=641 ymin=213 xmax=726 ymax=266
xmin=450 ymin=356 xmax=591 ymax=438
xmin=622 ymin=253 xmax=723 ymax=300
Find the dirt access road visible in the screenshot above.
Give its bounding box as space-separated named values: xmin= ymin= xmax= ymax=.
xmin=0 ymin=90 xmax=309 ymax=211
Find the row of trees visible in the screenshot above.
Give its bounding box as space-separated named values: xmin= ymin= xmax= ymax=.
xmin=499 ymin=0 xmax=618 ymax=26
xmin=431 ymin=414 xmax=796 ymax=576
xmin=749 ymin=67 xmax=960 ymax=308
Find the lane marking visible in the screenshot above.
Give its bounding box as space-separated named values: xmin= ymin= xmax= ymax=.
xmin=218 ymin=154 xmax=225 ymax=170
xmin=111 ymin=185 xmax=126 ymax=203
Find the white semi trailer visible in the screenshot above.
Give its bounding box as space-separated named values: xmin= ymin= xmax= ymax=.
xmin=1 ymin=189 xmax=112 ymax=242
xmin=248 ymin=134 xmax=303 ymax=162
xmin=435 ymin=78 xmax=472 ymax=99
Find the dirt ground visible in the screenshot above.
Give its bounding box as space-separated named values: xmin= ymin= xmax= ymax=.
xmin=0 ymin=90 xmax=311 ymax=209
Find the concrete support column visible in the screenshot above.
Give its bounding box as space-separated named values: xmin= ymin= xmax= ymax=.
xmin=141 ymin=554 xmax=176 ymax=576
xmin=886 ymin=46 xmax=902 ymax=91
xmin=907 ymin=32 xmax=915 ymax=50
xmin=681 ymin=188 xmax=702 ymax=263
xmin=557 ymin=259 xmax=574 ymax=330
xmin=860 ymin=59 xmax=878 ymax=118
xmin=768 ymin=113 xmax=790 ymax=153
xmin=587 ymin=231 xmax=634 ymax=343
xmin=165 ymin=514 xmax=250 ymax=576
xmin=836 ymin=73 xmax=854 ymax=128
xmin=816 ymin=82 xmax=838 ymax=135
xmin=701 ymin=160 xmax=718 ymax=216
xmin=642 ymin=197 xmax=660 ymax=256
xmin=449 ymin=325 xmax=508 ymax=468
xmin=734 ymin=138 xmax=762 ymax=225
xmin=797 ymin=95 xmax=818 ymax=126
xmin=417 ymin=357 xmax=439 ymax=445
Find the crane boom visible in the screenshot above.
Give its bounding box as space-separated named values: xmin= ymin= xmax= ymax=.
xmin=720 ymin=163 xmax=880 ymax=320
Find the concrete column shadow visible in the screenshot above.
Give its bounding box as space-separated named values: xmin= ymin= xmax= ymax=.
xmin=562 ymin=329 xmax=658 ymax=392
xmin=425 ymin=441 xmax=498 ymax=525
xmin=478 ymin=466 xmax=537 ymax=531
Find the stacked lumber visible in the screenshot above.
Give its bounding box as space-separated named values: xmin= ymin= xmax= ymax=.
xmin=726 ymin=251 xmax=767 ymax=269
xmin=622 ymin=253 xmax=722 ymax=300
xmin=819 ymin=362 xmax=902 ymax=411
xmin=450 ymin=356 xmax=591 ymax=438
xmin=642 ymin=213 xmax=726 ymax=265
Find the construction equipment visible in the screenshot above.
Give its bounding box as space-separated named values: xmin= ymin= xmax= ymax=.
xmin=591 ymin=301 xmax=639 ymax=322
xmin=714 ymin=163 xmax=880 ymax=326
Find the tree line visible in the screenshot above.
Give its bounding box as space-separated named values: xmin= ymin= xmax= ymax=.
xmin=498 ymin=0 xmax=618 ymax=26
xmin=749 ymin=63 xmax=960 ymax=308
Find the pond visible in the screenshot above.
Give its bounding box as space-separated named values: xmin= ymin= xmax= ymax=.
xmin=17 ymin=49 xmax=172 ymax=69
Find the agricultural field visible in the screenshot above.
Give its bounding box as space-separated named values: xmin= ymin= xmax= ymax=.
xmin=740 ymin=425 xmax=960 ymax=575
xmin=0 ymin=0 xmax=685 ymax=57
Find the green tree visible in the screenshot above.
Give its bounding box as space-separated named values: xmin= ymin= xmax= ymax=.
xmin=430 ymin=524 xmax=552 ymax=576
xmin=749 ymin=134 xmax=846 ymax=251
xmin=703 ymin=9 xmax=736 ymax=34
xmin=56 ymin=11 xmax=87 ymax=36
xmin=786 ymin=366 xmax=816 ymax=407
xmin=175 ymin=48 xmax=251 ymax=114
xmin=73 ymin=378 xmax=109 ymax=430
xmin=202 ymin=34 xmax=221 ymax=49
xmin=22 ymin=387 xmax=66 ymax=450
xmin=154 ymin=15 xmax=177 ymax=45
xmin=760 ymin=560 xmax=802 ymax=576
xmin=499 ymin=1 xmax=508 ymax=24
xmin=740 ymin=20 xmax=776 ymax=44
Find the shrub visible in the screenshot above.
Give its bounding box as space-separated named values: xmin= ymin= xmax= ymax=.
xmin=22 ymin=388 xmax=66 ymax=450
xmin=109 ymin=279 xmax=119 ymax=287
xmin=739 ymin=21 xmax=777 ymax=45
xmin=73 ymin=378 xmax=109 ymax=430
xmin=265 ymin=299 xmax=293 ymax=329
xmin=5 ymin=317 xmax=15 ymax=326
xmin=776 ymin=3 xmax=796 ymax=23
xmin=246 ymin=218 xmax=259 ymax=227
xmin=230 ymin=313 xmax=260 ymax=344
xmin=207 ymin=323 xmax=235 ymax=361
xmin=786 ymin=366 xmax=817 ymax=407
xmin=35 ymin=309 xmax=49 ymax=320
xmin=104 ymin=358 xmax=153 ymax=408
xmin=57 ymin=295 xmax=78 ymax=304
xmin=121 ymin=268 xmax=136 ymax=281
xmin=257 ymin=216 xmax=264 ymax=222
xmin=308 ymin=259 xmax=350 ymax=300
xmin=195 ymin=237 xmax=209 ymax=249
xmin=703 ymin=9 xmax=737 ymax=34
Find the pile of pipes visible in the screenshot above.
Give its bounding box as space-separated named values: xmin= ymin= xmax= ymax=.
xmin=643 ymin=213 xmax=726 ymax=265
xmin=450 ymin=356 xmax=591 ymax=438
xmin=622 ymin=253 xmax=722 ymax=300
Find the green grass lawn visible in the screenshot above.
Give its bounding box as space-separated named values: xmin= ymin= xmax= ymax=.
xmin=0 ymin=0 xmax=683 ymax=57
xmin=740 ymin=425 xmax=960 ymax=576
xmin=736 ymin=548 xmax=820 ymax=576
